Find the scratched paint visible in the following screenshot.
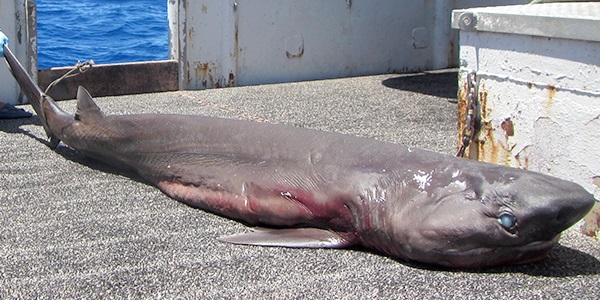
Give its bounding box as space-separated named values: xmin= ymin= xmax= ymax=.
xmin=189 ymin=61 xmax=236 ymax=89
xmin=170 ymin=0 xmax=238 ymax=89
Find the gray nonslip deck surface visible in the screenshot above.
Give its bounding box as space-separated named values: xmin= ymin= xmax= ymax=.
xmin=1 ymin=71 xmax=598 ymax=299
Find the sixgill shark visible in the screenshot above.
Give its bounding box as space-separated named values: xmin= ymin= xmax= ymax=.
xmin=3 ymin=45 xmax=596 ymax=269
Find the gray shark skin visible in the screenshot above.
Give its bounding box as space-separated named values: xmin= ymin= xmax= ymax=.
xmin=3 ymin=45 xmax=596 ymax=269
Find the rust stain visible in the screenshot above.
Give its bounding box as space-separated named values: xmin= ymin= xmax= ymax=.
xmin=234 ymin=23 xmax=239 ymax=54
xmin=186 ymin=61 xmax=191 ymax=85
xmin=473 ymin=84 xmax=489 ymax=161
xmin=475 ymin=85 xmax=517 ymax=165
xmin=192 ymin=62 xmax=218 ymax=88
xmin=501 ymin=118 xmax=514 ymax=137
xmin=194 ymin=62 xmax=209 ymax=85
xmin=228 ymin=72 xmax=235 ymax=87
xmin=457 ymin=79 xmax=469 ymax=151
xmin=478 ymin=121 xmax=497 ymax=163
xmin=547 ymin=85 xmax=556 ymax=111
xmin=475 ymin=86 xmax=515 ymax=166
xmin=478 ymin=84 xmax=489 ymax=120
xmin=190 ymin=62 xmax=236 ymax=89
xmin=478 ymin=123 xmax=514 ymax=167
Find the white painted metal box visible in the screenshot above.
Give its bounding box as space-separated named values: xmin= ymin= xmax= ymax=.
xmin=452 ymin=3 xmax=600 ymax=236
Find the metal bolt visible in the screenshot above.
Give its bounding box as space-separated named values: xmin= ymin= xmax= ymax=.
xmin=459 ymin=12 xmax=476 ymax=31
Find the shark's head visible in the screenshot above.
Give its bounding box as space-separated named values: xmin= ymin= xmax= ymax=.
xmin=389 ymin=160 xmax=596 ymax=269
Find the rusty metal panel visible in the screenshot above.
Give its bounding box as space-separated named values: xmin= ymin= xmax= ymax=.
xmin=453 ymin=3 xmax=600 ymax=237
xmin=38 ymin=60 xmax=179 ymax=100
xmin=171 ymin=0 xmax=237 ymax=90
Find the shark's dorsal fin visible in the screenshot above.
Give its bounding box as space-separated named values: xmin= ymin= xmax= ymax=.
xmin=75 ymin=86 xmax=105 ymax=121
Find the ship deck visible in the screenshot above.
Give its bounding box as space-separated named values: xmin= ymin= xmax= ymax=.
xmin=1 ymin=70 xmax=598 ymax=298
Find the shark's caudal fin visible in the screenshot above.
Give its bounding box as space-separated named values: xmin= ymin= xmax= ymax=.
xmin=75 ymin=86 xmax=105 ymax=121
xmin=3 ymin=44 xmax=64 ymax=148
xmin=3 ymin=45 xmax=47 ymax=125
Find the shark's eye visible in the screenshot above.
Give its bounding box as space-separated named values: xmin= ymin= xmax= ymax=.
xmin=498 ymin=211 xmax=517 ymax=233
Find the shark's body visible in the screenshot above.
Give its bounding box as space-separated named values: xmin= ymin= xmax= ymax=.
xmin=3 ymin=45 xmax=596 ymax=268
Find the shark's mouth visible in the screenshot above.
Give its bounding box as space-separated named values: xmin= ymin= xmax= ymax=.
xmin=428 ymin=235 xmax=561 ymax=269
xmin=496 ymin=236 xmax=561 ymax=266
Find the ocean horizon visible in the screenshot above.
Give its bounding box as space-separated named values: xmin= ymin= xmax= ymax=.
xmin=37 ymin=0 xmax=169 ymax=69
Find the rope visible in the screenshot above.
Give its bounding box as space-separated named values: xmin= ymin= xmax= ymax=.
xmin=44 ymin=60 xmax=95 ymax=94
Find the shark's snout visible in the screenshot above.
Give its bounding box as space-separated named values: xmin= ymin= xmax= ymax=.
xmin=555 ymin=199 xmax=591 ymax=225
xmin=550 ymin=186 xmax=595 ymax=228
xmin=515 ymin=173 xmax=596 ymax=242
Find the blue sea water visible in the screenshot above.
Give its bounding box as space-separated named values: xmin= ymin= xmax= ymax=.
xmin=37 ymin=0 xmax=169 ymax=69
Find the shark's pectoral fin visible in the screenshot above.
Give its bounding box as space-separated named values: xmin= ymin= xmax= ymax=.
xmin=218 ymin=227 xmax=357 ymax=248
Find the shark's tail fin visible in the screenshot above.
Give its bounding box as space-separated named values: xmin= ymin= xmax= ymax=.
xmin=3 ymin=44 xmax=61 ymax=148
